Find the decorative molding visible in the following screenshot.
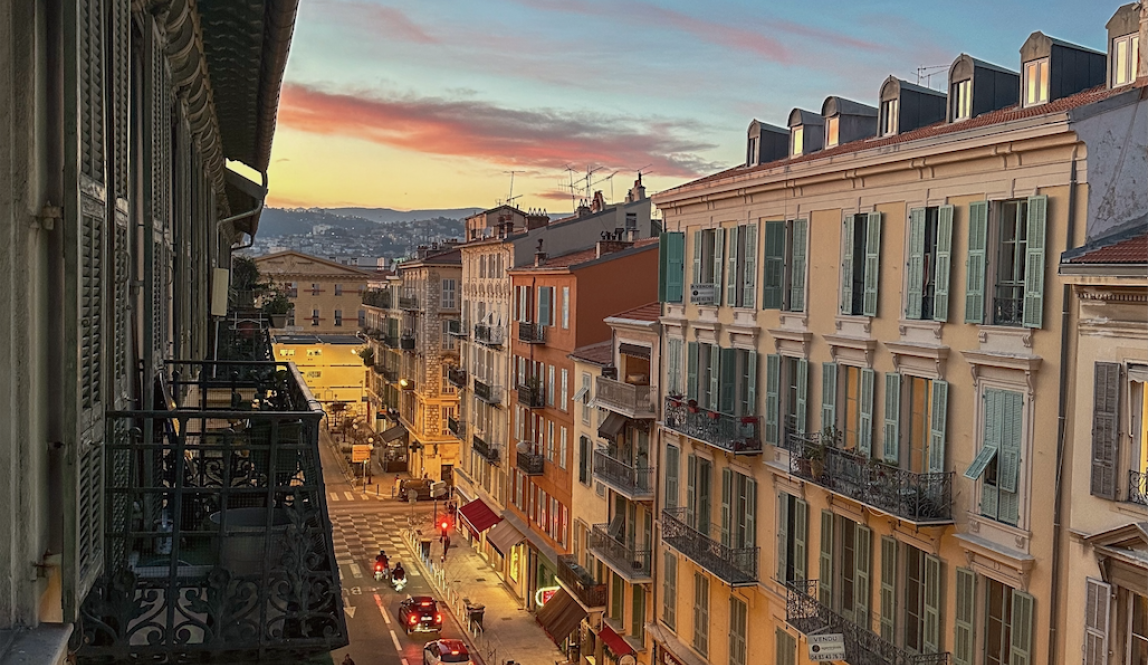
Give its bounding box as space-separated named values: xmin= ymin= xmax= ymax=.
xmin=823 ymin=334 xmax=877 ymax=367
xmin=835 ymin=315 xmax=872 ymax=336
xmin=977 ymin=325 xmax=1034 ymax=353
xmin=897 ymin=319 xmax=943 ymax=342
xmin=956 ymin=531 xmax=1035 ymax=590
xmin=886 ymin=341 xmax=950 ymax=380
xmin=767 ymin=328 xmax=813 ymax=358
xmin=963 ymin=349 xmax=1043 ymax=392
xmin=691 ymin=318 xmax=721 ymax=346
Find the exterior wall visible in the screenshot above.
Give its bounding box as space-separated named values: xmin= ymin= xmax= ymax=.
xmin=272 ymin=339 xmax=369 ymax=407
xmin=254 ymin=252 xmax=373 ymax=333
xmin=1069 ymin=91 xmax=1148 ymax=240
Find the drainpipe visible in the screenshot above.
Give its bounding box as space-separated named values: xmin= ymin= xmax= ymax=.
xmin=1048 ymin=145 xmax=1079 ymax=665
xmin=216 ymin=169 xmax=268 ymax=250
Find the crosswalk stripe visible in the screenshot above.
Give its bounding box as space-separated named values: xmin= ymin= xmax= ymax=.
xmin=350 ymin=563 xmax=362 ymax=578
xmin=344 ymin=491 xmax=355 ymax=501
xmin=329 ymin=492 xmax=340 ymax=502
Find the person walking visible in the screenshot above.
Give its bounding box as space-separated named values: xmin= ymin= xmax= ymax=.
xmin=341 ymin=655 xmax=356 ymax=665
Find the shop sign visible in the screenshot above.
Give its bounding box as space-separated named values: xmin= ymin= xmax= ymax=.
xmin=657 ymin=643 xmax=684 ymax=665
xmin=535 ymin=585 xmax=560 ymax=606
xmin=351 ymin=445 xmax=372 ymax=462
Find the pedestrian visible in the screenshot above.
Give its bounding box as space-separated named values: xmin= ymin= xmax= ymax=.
xmin=341 ymin=655 xmax=355 ymax=665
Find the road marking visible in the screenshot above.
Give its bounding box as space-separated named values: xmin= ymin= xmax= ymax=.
xmin=389 ymin=629 xmax=402 ymax=651
xmin=349 ymin=563 xmax=361 ymax=578
xmin=401 ymin=659 xmax=410 ymax=665
xmin=344 ymin=491 xmax=355 ymax=501
xmin=344 ymin=606 xmax=356 ymax=618
xmin=329 ymin=492 xmax=340 ymax=502
xmin=374 ymin=593 xmax=391 ymax=625
xmin=407 ymin=568 xmax=420 ymax=577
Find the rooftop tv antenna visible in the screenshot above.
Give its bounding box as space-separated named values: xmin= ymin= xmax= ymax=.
xmin=504 ymin=170 xmax=523 ymax=208
xmin=915 ymin=65 xmax=949 ymax=91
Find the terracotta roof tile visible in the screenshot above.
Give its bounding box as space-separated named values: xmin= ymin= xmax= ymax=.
xmin=570 ymin=340 xmax=613 ymax=365
xmin=1066 ymin=233 xmax=1148 ymax=264
xmin=514 ymin=236 xmax=659 ymax=270
xmin=608 ymin=302 xmax=661 ymax=322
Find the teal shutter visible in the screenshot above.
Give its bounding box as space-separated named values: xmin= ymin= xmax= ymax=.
xmin=720 ymin=468 xmax=732 ymax=547
xmin=998 ymin=390 xmax=1023 ymax=492
xmin=862 ymin=212 xmax=882 ymax=316
xmin=776 ymin=494 xmax=789 ymax=581
xmin=687 ymin=342 xmax=699 ymax=401
xmin=727 ymin=225 xmax=740 ymax=306
xmin=795 ymin=359 xmax=809 ymax=435
xmin=742 ymin=224 xmax=757 ymax=308
xmin=1009 ymin=590 xmax=1036 ymax=665
xmin=793 ymin=498 xmax=808 ymax=581
xmin=883 ymin=373 xmax=901 ymax=463
xmin=692 ymin=229 xmax=703 ymax=289
xmin=712 ymin=227 xmax=725 ymax=302
xmin=708 ymin=344 xmax=721 ymax=411
xmin=667 ymin=232 xmax=685 ymax=302
xmin=934 ymin=205 xmax=954 ymax=321
xmin=720 ymin=347 xmax=737 ymax=414
xmin=954 ymin=568 xmax=977 ymax=665
xmin=697 ymin=460 xmax=712 ymax=533
xmin=743 ymin=478 xmax=756 ymax=549
xmin=1091 ymin=362 xmax=1121 ymax=499
xmin=923 ymin=554 xmax=942 ymax=653
xmin=659 ymin=233 xmax=669 ymax=302
xmin=854 ymin=525 xmax=872 ymax=628
xmin=822 ymin=363 xmax=838 ymax=433
xmin=667 ymin=338 xmax=682 ymax=396
xmin=665 ymin=445 xmax=680 ymax=509
xmin=880 ymin=536 xmax=898 ymax=641
xmin=745 ymin=352 xmax=758 ymax=416
xmin=840 ymin=214 xmax=855 ymax=314
xmin=965 ymin=201 xmax=989 ymax=324
xmin=859 ymin=368 xmax=876 ymax=457
xmin=538 ymin=287 xmax=551 ymax=326
xmin=763 ymin=221 xmax=785 ymax=309
xmin=906 ymin=208 xmax=926 ymax=319
xmin=775 ymin=628 xmax=796 ymax=665
xmin=928 ymin=380 xmax=949 ymax=473
xmin=790 ymin=219 xmax=808 ymax=312
xmin=765 ymin=354 xmax=781 ymax=445
xmin=819 ymin=510 xmax=834 ymax=606
xmin=686 ymin=454 xmax=697 ymax=527
xmin=1022 ymin=195 xmax=1047 ymax=329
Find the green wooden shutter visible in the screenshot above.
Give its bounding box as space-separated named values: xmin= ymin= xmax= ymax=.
xmin=819 ymin=510 xmax=834 ymax=606
xmin=923 ymin=554 xmax=942 ymax=653
xmin=859 ymin=368 xmax=876 ymax=457
xmin=862 ymin=212 xmax=882 ymax=316
xmin=765 ymin=354 xmax=781 ymax=445
xmin=727 ymin=225 xmax=740 ymax=306
xmin=1009 ymin=590 xmax=1036 ymax=665
xmin=720 ymin=468 xmax=733 ymax=546
xmin=840 ymin=214 xmax=855 ymax=314
xmin=1022 ymin=195 xmax=1048 ymax=329
xmin=697 ymin=460 xmax=712 ymax=534
xmin=929 ymin=380 xmax=950 ymax=473
xmin=954 ymin=568 xmax=977 ymax=665
xmin=538 ymin=287 xmax=552 ymax=326
xmin=692 ymin=229 xmax=703 ymax=289
xmin=667 ymin=232 xmax=685 ymax=303
xmin=720 ymin=347 xmax=737 ymax=414
xmin=796 ymin=359 xmax=809 ymax=435
xmin=822 ymin=363 xmax=838 ymax=433
xmin=1090 ymin=362 xmax=1121 ymax=499
xmin=855 ymin=525 xmax=871 ymax=628
xmin=743 ymin=478 xmax=756 ymax=549
xmin=776 ymin=494 xmax=789 ymax=581
xmin=686 ymin=454 xmax=697 ymax=527
xmin=790 ymin=219 xmax=808 ymax=312
xmin=906 ymin=208 xmax=927 ymax=319
xmin=743 ymin=223 xmax=757 ymax=308
xmin=712 ymin=227 xmax=725 ymax=302
xmin=965 ymin=201 xmax=989 ymax=324
xmin=665 ymin=445 xmax=680 ymax=509
xmin=793 ymin=498 xmax=808 ymax=581
xmin=883 ymin=373 xmax=901 ymax=463
xmin=935 ymin=205 xmax=954 ymax=322
xmin=705 ymin=345 xmax=718 ymax=411
xmin=763 ymin=221 xmax=785 ymax=309
xmin=775 ymin=628 xmax=796 ymax=665
xmin=658 ymin=233 xmax=670 ymax=302
xmin=880 ymin=536 xmax=898 ymax=641
xmin=745 ymin=352 xmax=758 ymax=416
xmin=687 ymin=342 xmax=699 ymax=401
xmin=997 ymin=390 xmax=1023 ymax=493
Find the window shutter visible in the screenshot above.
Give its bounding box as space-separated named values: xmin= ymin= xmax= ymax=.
xmin=1083 ymin=578 xmax=1111 ymax=665
xmin=765 ymin=354 xmax=781 ymax=445
xmin=687 ymin=342 xmax=699 ymax=401
xmin=775 ymin=628 xmax=796 ymax=665
xmin=796 ymin=359 xmax=809 ymax=435
xmin=906 ymin=208 xmax=926 ymax=319
xmin=666 ymin=232 xmax=685 ymax=303
xmin=883 ymin=372 xmax=901 ymax=463
xmin=879 ymin=536 xmax=898 ymax=641
xmin=763 ymin=221 xmax=785 ymax=309
xmin=790 ymin=219 xmax=808 ymax=312
xmin=663 ymin=552 xmax=677 ymax=629
xmin=997 ymin=390 xmax=1023 ymax=493
xmin=720 ymin=467 xmax=733 ymax=547
xmin=692 ymin=230 xmax=703 ymax=287
xmin=954 ymin=568 xmax=977 ymax=665
xmin=708 ymin=345 xmax=721 ymax=412
xmin=923 ymin=554 xmax=942 ymax=653
xmin=793 ymin=498 xmax=808 ymax=581
xmin=854 ymin=525 xmax=871 ymax=628
xmin=965 ymin=201 xmax=989 ymax=324
xmin=697 ymin=460 xmax=712 ymax=534
xmin=745 ymin=352 xmax=758 ymax=417
xmin=776 ymin=495 xmax=789 ymax=581
xmin=1009 ymin=590 xmax=1035 ymax=665
xmin=934 ymin=205 xmax=954 ymax=321
xmin=928 ymin=380 xmax=949 ymax=473
xmin=686 ymin=454 xmax=697 ymax=527
xmin=1090 ymin=362 xmax=1121 ymax=499
xmin=822 ymin=363 xmax=838 ymax=433
xmin=819 ymin=510 xmax=834 ymax=606
xmin=743 ymin=223 xmax=757 ymax=308
xmin=667 ymin=338 xmax=682 ymax=396
xmin=720 ymin=347 xmax=737 ymax=414
xmin=727 ymin=225 xmax=740 ymax=306
xmin=743 ymin=478 xmax=756 ymax=549
xmin=862 ymin=212 xmax=882 ymax=316
xmin=840 ymin=214 xmax=855 ymax=315
xmin=538 ymin=287 xmax=552 ymax=326
xmin=658 ymin=233 xmax=669 ymax=302
xmin=712 ymin=227 xmax=725 ymax=302
xmin=665 ymin=445 xmax=679 ymax=509
xmin=1022 ymin=195 xmax=1048 ymax=329
xmin=859 ymin=368 xmax=876 ymax=457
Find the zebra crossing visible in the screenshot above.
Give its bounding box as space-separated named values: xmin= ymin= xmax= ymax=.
xmin=330 ymin=512 xmax=419 ymax=582
xmin=327 ymin=489 xmax=391 ymax=503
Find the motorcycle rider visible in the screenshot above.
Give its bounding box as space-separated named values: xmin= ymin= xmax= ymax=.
xmin=374 ymin=550 xmax=389 ymax=580
xmin=391 ymin=561 xmax=406 ymax=588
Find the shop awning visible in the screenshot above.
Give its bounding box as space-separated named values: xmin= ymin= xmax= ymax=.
xmin=598 ymin=412 xmax=627 ymax=439
xmin=382 ymin=424 xmax=407 ymax=442
xmin=458 ymin=498 xmax=501 ymax=536
xmin=486 ymin=520 xmax=525 ymax=555
xmin=598 ymin=624 xmax=634 ymax=656
xmin=536 ymin=588 xmax=587 ymax=642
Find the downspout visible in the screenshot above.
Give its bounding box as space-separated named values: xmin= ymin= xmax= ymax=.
xmin=216 ymin=169 xmax=268 ymax=250
xmin=1048 ymin=145 xmax=1079 ymax=665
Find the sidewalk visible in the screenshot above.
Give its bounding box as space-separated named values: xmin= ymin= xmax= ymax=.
xmin=399 ymin=526 xmax=568 ymax=665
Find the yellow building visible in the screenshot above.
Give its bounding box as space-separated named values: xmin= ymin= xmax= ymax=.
xmin=255 ymin=250 xmax=375 ymax=333
xmin=271 ymin=332 xmax=371 ymax=414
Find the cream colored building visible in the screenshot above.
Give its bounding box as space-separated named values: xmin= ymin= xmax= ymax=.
xmin=254 ymin=250 xmax=374 ymax=333
xmin=271 ymin=333 xmax=370 ymax=412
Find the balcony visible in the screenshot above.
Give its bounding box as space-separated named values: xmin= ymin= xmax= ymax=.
xmin=588 ymin=524 xmax=652 ymax=582
xmin=362 ymin=288 xmax=391 ymax=309
xmin=446 ymin=319 xmax=465 ymax=337
xmin=474 ymin=323 xmax=504 ymax=347
xmin=517 ymin=448 xmax=544 ymax=475
xmin=517 ymin=382 xmax=545 ymax=408
xmin=217 ymin=321 xmax=273 ymax=362
xmin=786 ymin=433 xmax=954 ymax=525
xmin=661 ymin=507 xmax=757 ymax=586
xmin=447 ymin=366 xmax=467 ymax=389
xmin=595 ymin=376 xmax=655 ymax=419
xmin=557 ymin=555 xmax=607 ymax=608
xmin=400 ymin=333 xmax=416 ymax=351
xmin=448 ymin=416 xmax=464 ymax=438
xmin=79 ymin=360 xmax=347 ymax=661
xmin=472 ymin=434 xmax=500 ymax=464
xmin=382 ymin=367 xmax=399 ymax=383
xmin=592 ymin=449 xmax=654 ymax=501
xmin=662 ymin=397 xmax=762 ymax=456
xmin=399 ymin=295 xmax=419 ymax=311
xmin=786 ymin=580 xmax=950 ymax=665
xmin=1130 ymin=470 xmax=1148 ymax=506
xmin=474 ymin=379 xmax=499 ymax=405
xmin=518 ymin=322 xmax=546 ymax=344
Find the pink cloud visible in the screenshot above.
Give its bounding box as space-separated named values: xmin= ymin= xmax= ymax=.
xmin=318 ymin=1 xmax=438 ymax=44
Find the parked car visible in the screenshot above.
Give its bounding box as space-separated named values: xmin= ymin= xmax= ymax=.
xmin=398 ymin=478 xmax=434 ymax=501
xmin=398 ymin=596 xmax=443 ymax=634
xmin=422 ymin=639 xmax=472 ymax=665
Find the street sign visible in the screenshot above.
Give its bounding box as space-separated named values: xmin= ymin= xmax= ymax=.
xmin=431 ymin=481 xmax=447 ymax=498
xmin=808 ymin=634 xmax=846 ymax=661
xmin=351 ymin=445 xmax=372 ymax=463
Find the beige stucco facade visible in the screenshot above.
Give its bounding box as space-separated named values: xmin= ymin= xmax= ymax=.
xmin=254 ymin=250 xmax=374 ymax=333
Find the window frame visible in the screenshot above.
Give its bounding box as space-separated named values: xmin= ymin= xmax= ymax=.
xmin=1023 ymin=57 xmax=1050 ymax=107
xmin=1112 ymin=33 xmax=1141 ymax=87
xmin=825 ymin=116 xmax=840 ymax=148
xmin=880 ymin=98 xmax=899 ymax=136
xmin=951 ymin=79 xmax=972 ymax=121
xmin=791 ymin=125 xmax=804 ymax=157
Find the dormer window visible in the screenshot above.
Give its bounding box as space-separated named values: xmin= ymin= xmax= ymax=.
xmin=951 ymin=79 xmax=972 ymax=121
xmin=1113 ymin=33 xmax=1141 ymax=86
xmin=747 ymin=136 xmax=759 ymax=166
xmin=825 ymin=117 xmax=840 ymax=147
xmin=1023 ymin=57 xmax=1050 ymax=106
xmin=879 ymin=99 xmax=898 ymax=136
xmin=791 ymin=126 xmax=804 ymax=157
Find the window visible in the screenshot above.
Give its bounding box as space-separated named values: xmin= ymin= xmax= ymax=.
xmin=685 ymin=454 xmax=712 ymax=533
xmin=578 ymin=436 xmax=591 ymax=485
xmin=840 ymin=212 xmax=882 ymax=316
xmin=747 ymin=136 xmax=759 ymax=166
xmin=287 ymin=311 xmax=295 ymax=327
xmin=831 ymin=364 xmax=875 ymax=455
xmin=311 ymin=308 xmax=320 ymax=326
xmin=547 ymin=365 xmax=555 ymax=406
xmin=664 ymin=444 xmax=680 ymax=510
xmin=1113 ymin=33 xmax=1141 ymax=86
xmin=580 ymin=372 xmax=592 ymax=423
xmin=632 ymin=587 xmax=646 ymax=641
xmin=441 ymin=320 xmax=456 ymax=351
xmin=311 ymin=283 xmax=320 ymax=296
xmin=357 ymin=309 xmax=366 ymax=327
xmin=765 ymin=355 xmax=809 ymax=447
xmin=906 ymin=206 xmax=954 ymax=321
xmin=659 ymin=232 xmax=686 ymax=303
xmin=775 ymin=628 xmax=796 ymax=665
xmin=625 ymin=212 xmax=637 ymax=230
xmin=442 ymin=279 xmax=457 ymax=309
xmin=561 ymin=286 xmax=569 ymax=328
xmin=559 ymin=427 xmax=567 ymax=469
xmin=687 ymin=343 xmax=756 ymax=415
xmin=720 ymin=469 xmax=756 ymax=549
xmin=819 ymin=513 xmax=871 ymax=626
xmin=691 ymin=228 xmax=725 ymax=303
xmin=791 ymin=125 xmax=804 ymax=157
xmin=692 ymin=573 xmax=709 ymax=656
xmin=880 ymin=98 xmax=899 ymax=136
xmin=881 ymin=539 xmax=942 ymax=653
xmin=560 ymin=369 xmax=568 ymax=410
xmin=441 ymin=365 xmax=455 ymax=395
xmin=334 ymin=283 xmax=342 ymax=296
xmin=964 ymin=388 xmax=1024 ymax=526
xmin=334 ymin=309 xmax=343 ymax=326
xmin=885 ymin=374 xmax=949 ymax=474
xmin=440 ymin=406 xmax=456 ymax=436
xmin=662 ymin=552 xmax=677 ymax=629
xmin=979 ymin=576 xmax=1034 ymax=665
xmin=666 ymin=339 xmax=683 ymax=396
xmin=610 ymin=571 xmax=624 ymax=621
xmin=951 ymin=79 xmax=972 ymax=120
xmin=1023 ymin=57 xmax=1050 ymax=106
xmin=729 ymin=596 xmax=748 ymax=665
xmin=968 ymin=197 xmax=1048 ymax=328
xmin=825 ymin=116 xmax=840 ymax=147
xmin=537 ymin=287 xmax=554 ymax=326
xmin=776 ymin=493 xmax=808 ymax=583
xmin=762 ymin=219 xmax=809 ymax=312
xmin=724 ymin=224 xmax=758 ymax=307
xmin=286 ymin=282 xmax=297 ymax=297
xmin=1090 ymin=363 xmax=1148 ymax=504
xmin=546 ymin=420 xmax=555 ymax=461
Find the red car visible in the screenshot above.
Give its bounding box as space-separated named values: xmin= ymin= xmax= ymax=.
xmin=422 ymin=639 xmax=472 ymax=665
xmin=398 ymin=596 xmax=443 ymax=634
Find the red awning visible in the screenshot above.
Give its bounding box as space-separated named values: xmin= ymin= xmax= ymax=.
xmin=458 ymin=498 xmax=501 ymax=535
xmin=598 ymin=624 xmax=634 ymax=656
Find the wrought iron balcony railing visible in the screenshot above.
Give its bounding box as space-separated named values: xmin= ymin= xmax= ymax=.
xmin=472 ymin=434 xmax=500 ymax=464
xmin=517 ymin=448 xmax=545 ymax=475
xmin=474 ymin=379 xmax=499 ymax=405
xmin=992 ymin=285 xmax=1025 ymax=327
xmin=517 ymin=322 xmax=546 ymax=344
xmin=661 ymin=507 xmax=758 ymax=586
xmin=447 ymin=366 xmax=467 ymax=389
xmin=362 ymin=288 xmax=391 ymax=309
xmin=399 ymin=295 xmax=419 ymax=311
xmin=786 ymin=433 xmax=954 ymax=524
xmin=381 ymin=367 xmax=399 ymax=383
xmin=1130 ymin=470 xmax=1148 ymax=506
xmin=595 ymin=376 xmax=655 ymax=419
xmin=474 ymin=324 xmax=504 ymax=347
xmin=380 ymin=332 xmax=399 ymax=348
xmin=400 ymin=333 xmax=416 ymax=351
xmin=517 ymin=382 xmax=545 ymax=408
xmin=79 ymin=360 xmax=348 ymax=661
xmin=557 ymin=555 xmax=607 ymax=608
xmin=588 ymin=524 xmax=652 ymax=581
xmin=448 ymin=416 xmax=464 ymax=438
xmin=662 ymin=397 xmax=762 ymax=455
xmin=786 ymin=580 xmax=950 ymax=665
xmin=592 ymin=449 xmax=654 ymax=500
xmin=446 ymin=319 xmax=464 ymax=337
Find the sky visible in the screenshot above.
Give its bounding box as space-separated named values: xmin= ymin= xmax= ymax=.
xmin=265 ymin=0 xmax=1122 ymax=213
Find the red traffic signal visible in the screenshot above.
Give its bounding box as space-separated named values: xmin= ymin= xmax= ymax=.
xmin=439 ymin=518 xmax=450 ymax=532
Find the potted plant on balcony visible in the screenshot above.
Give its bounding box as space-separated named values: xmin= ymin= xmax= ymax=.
xmin=261 ymin=285 xmax=294 ymax=328
xmin=359 ymin=346 xmax=375 ymax=367
xmin=686 ymin=399 xmax=699 ymax=414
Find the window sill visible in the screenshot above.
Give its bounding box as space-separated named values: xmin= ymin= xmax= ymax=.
xmin=965 ymin=512 xmax=1033 ymax=555
xmin=976 ymin=325 xmax=1034 ymax=355
xmin=834 ymin=314 xmax=874 ymax=338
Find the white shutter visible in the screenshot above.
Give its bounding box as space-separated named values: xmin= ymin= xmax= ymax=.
xmin=1083 ymin=578 xmax=1110 ymax=665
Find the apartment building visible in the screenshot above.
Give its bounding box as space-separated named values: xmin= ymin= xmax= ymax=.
xmin=362 ymin=274 xmax=412 ymax=471
xmin=254 ymin=249 xmax=375 ymax=332
xmin=647 ymin=7 xmax=1145 ymax=665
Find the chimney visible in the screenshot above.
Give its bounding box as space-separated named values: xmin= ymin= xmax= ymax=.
xmin=526 ymin=208 xmax=550 ymax=230
xmin=595 ymin=235 xmax=633 ymax=258
xmin=591 ymin=190 xmax=606 ymax=213
xmin=627 ymin=174 xmax=647 ymax=202
xmin=534 ymin=239 xmax=546 ymax=266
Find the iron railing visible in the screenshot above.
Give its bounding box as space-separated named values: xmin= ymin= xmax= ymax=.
xmin=381 ymin=367 xmax=399 ymax=383
xmin=517 ymin=449 xmax=545 ymax=475
xmin=362 ymin=288 xmax=391 ymax=309
xmin=399 ymin=295 xmax=419 ymax=311
xmin=517 ymin=383 xmax=545 ymax=408
xmin=474 ymin=379 xmax=499 ymax=405
xmin=474 ymin=324 xmax=504 ymax=347
xmin=446 ymin=319 xmax=464 ymax=337
xmin=588 ymin=524 xmax=652 ymax=581
xmin=661 ymin=507 xmax=757 ymax=586
xmin=79 ymin=360 xmax=347 ymax=662
xmin=472 ymin=435 xmax=499 ymax=464
xmin=1130 ymin=470 xmax=1148 ymax=506
xmin=518 ymin=322 xmax=546 ymax=344
xmin=447 ymin=366 xmax=467 ymax=389
xmin=662 ymin=397 xmax=762 ymax=455
xmin=786 ymin=433 xmax=954 ymax=524
xmin=448 ymin=416 xmax=464 ymax=438
xmin=592 ymin=449 xmax=654 ymax=500
xmin=557 ymin=555 xmax=607 ymax=608
xmin=785 ymin=580 xmax=950 ymax=665
xmin=217 ymin=322 xmax=273 ymax=363
xmin=400 ymin=333 xmax=416 ymax=351
xmin=595 ymin=376 xmax=654 ymax=418
xmin=992 ymin=285 xmax=1024 ymax=326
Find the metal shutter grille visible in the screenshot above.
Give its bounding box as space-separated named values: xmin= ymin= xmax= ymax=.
xmin=77 ymin=440 xmax=104 ymax=580
xmin=1090 ymin=362 xmax=1121 ymax=499
xmin=110 ymin=0 xmax=129 ymax=198
xmin=80 ymin=213 xmax=103 ymax=411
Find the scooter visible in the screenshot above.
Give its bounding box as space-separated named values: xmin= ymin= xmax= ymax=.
xmin=391 ymin=574 xmax=407 ymax=592
xmin=374 ymin=562 xmax=388 ymax=582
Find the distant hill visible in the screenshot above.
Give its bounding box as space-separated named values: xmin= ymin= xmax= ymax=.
xmin=259 ymin=207 xmax=478 ymax=237
xmin=328 ymin=207 xmax=482 ymax=225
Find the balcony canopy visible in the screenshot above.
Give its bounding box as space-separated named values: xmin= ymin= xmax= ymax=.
xmin=458 ymin=498 xmax=502 ymax=535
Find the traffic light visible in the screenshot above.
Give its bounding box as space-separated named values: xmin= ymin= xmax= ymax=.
xmin=439 ymin=517 xmax=451 ymax=535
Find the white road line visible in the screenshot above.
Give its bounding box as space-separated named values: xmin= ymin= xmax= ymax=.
xmin=349 ymin=563 xmax=361 ymax=578
xmin=328 ymin=492 xmax=340 ymax=502
xmin=374 ymin=593 xmax=391 ymax=625
xmin=389 ymin=629 xmax=402 ymax=651
xmin=407 ymin=568 xmax=420 ymax=577
xmin=344 ymin=491 xmax=355 ymax=501
xmin=401 ymin=659 xmax=410 ymax=665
